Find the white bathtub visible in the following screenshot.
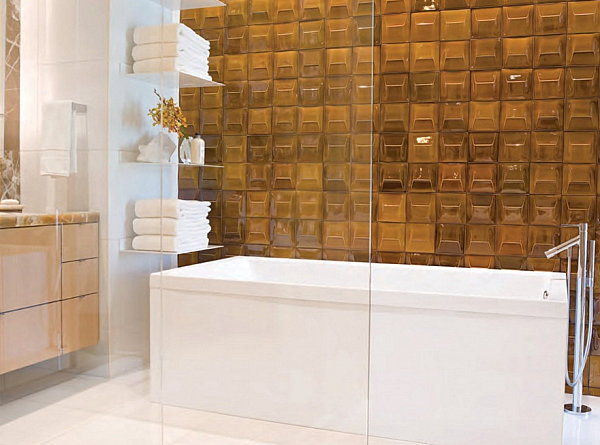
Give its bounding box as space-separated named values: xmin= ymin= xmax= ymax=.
xmin=150 ymin=256 xmax=568 ymax=445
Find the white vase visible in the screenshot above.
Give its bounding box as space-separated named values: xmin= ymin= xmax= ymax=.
xmin=137 ymin=135 xmax=176 ymax=163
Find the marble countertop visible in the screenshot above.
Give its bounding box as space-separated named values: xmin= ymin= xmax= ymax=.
xmin=0 ymin=211 xmax=100 ymax=229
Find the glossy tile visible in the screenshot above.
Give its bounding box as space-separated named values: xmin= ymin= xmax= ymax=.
xmin=180 ymin=0 xmax=600 ymax=325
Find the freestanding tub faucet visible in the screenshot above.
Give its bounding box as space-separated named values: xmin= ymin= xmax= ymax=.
xmin=545 ymin=223 xmax=596 ymax=416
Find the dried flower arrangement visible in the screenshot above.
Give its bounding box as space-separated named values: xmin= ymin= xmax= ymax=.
xmin=148 ymin=89 xmax=189 ymax=139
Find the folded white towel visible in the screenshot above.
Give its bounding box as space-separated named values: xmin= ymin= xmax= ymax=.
xmin=132 ymin=42 xmax=210 ymax=61
xmin=133 ymin=57 xmax=212 ymax=80
xmin=132 ymin=235 xmax=209 ymax=253
xmin=133 ymin=23 xmax=208 ymax=46
xmin=132 ymin=54 xmax=209 ymax=69
xmin=133 ymin=226 xmax=211 ymax=237
xmin=135 ymin=199 xmax=211 ymax=219
xmin=40 ymin=101 xmax=78 ymax=177
xmin=133 ymin=217 xmax=211 ymax=236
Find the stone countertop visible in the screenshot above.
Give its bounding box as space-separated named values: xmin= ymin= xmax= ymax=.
xmin=0 ymin=211 xmax=100 ymax=229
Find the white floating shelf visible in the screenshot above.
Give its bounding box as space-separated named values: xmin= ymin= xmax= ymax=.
xmin=128 ymin=71 xmax=223 ymax=88
xmin=120 ymin=238 xmax=223 ymax=255
xmin=178 ymin=163 xmax=224 ymax=168
xmin=150 ymin=0 xmax=225 ymax=10
xmin=121 ymin=246 xmax=223 ymax=254
xmin=119 ymin=150 xmax=223 ymax=167
xmin=125 ymin=161 xmax=224 ymax=168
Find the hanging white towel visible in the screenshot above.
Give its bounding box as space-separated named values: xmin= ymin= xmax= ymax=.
xmin=133 ymin=23 xmax=207 ymax=46
xmin=40 ymin=101 xmax=78 ymax=177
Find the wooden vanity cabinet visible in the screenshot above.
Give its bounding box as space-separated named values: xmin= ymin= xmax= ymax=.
xmin=0 ymin=226 xmax=61 ymax=313
xmin=62 ymin=293 xmax=99 ymax=354
xmin=0 ymin=221 xmax=99 ymax=375
xmin=62 ymin=223 xmax=99 ymax=262
xmin=62 ymin=258 xmax=99 ymax=299
xmin=0 ymin=303 xmax=61 ymax=375
xmin=61 ymin=223 xmax=100 ymax=354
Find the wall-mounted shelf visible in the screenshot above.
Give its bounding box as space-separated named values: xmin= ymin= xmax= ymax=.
xmin=178 ymin=163 xmax=224 ymax=168
xmin=120 ymin=238 xmax=223 ymax=255
xmin=128 ymin=70 xmax=223 ymax=88
xmin=128 ymin=162 xmax=224 ymax=168
xmin=119 ymin=150 xmax=223 ymax=167
xmin=124 ymin=160 xmax=224 ymax=168
xmin=150 ymin=0 xmax=225 ymax=10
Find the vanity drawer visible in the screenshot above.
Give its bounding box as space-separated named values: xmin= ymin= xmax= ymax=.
xmin=62 ymin=223 xmax=98 ymax=262
xmin=62 ymin=258 xmax=98 ymax=300
xmin=62 ymin=293 xmax=99 ymax=354
xmin=0 ymin=226 xmax=61 ymax=313
xmin=0 ymin=302 xmax=61 ymax=375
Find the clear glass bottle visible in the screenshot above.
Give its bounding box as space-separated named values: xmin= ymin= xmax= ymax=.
xmin=179 ymin=137 xmax=192 ymax=164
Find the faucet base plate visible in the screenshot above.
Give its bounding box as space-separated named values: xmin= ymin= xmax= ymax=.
xmin=565 ymin=403 xmax=592 ymax=416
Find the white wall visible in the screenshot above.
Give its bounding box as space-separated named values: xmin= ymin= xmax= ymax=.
xmin=21 ymin=0 xmax=110 ymax=215
xmin=20 ymin=0 xmax=112 ymax=377
xmin=20 ymin=0 xmax=178 ymax=377
xmin=106 ymin=0 xmax=177 ymax=373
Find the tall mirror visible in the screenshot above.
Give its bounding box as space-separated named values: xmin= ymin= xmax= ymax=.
xmin=0 ymin=0 xmax=19 ymax=202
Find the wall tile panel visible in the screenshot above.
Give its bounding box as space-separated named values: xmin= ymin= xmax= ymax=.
xmin=182 ymin=0 xmax=600 ymax=392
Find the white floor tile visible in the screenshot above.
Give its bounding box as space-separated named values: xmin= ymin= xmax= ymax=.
xmin=42 ymin=414 xmax=188 ymax=445
xmin=0 ymin=399 xmax=95 ymax=445
xmin=368 ymin=439 xmax=425 ymax=445
xmin=172 ymin=431 xmax=258 ymax=445
xmin=0 ymin=368 xmax=598 ymax=445
xmin=24 ymin=375 xmax=148 ymax=416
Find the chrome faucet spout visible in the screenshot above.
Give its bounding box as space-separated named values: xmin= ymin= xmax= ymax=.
xmin=545 ymin=235 xmax=580 ymax=258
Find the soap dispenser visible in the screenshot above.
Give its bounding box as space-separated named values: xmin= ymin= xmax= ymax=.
xmin=191 ymin=134 xmax=205 ymax=165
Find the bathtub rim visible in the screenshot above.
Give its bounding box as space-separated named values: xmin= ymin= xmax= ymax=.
xmin=151 ymin=257 xmax=568 ymax=319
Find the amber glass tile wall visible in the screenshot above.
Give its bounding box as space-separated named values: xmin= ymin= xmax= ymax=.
xmin=179 ymin=1 xmax=600 ymax=392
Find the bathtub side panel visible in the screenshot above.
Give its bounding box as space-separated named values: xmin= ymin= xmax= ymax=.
xmin=369 ymin=306 xmax=567 ymax=445
xmin=156 ymin=288 xmax=370 ymax=434
xmin=150 ymin=287 xmax=161 ymax=403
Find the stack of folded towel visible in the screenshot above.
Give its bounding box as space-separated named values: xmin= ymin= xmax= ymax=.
xmin=132 ymin=23 xmax=212 ymax=81
xmin=132 ymin=199 xmax=211 ymax=253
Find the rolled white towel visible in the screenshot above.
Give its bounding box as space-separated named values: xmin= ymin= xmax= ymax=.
xmin=132 ymin=235 xmax=209 ymax=253
xmin=133 ymin=217 xmax=211 ymax=236
xmin=133 ymin=57 xmax=212 ymax=80
xmin=132 ymin=42 xmax=210 ymax=61
xmin=133 ymin=23 xmax=209 ymax=46
xmin=135 ymin=199 xmax=210 ymax=219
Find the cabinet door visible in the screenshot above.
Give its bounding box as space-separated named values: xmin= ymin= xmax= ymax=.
xmin=0 ymin=226 xmax=61 ymax=313
xmin=0 ymin=302 xmax=61 ymax=375
xmin=62 ymin=223 xmax=98 ymax=262
xmin=62 ymin=293 xmax=99 ymax=354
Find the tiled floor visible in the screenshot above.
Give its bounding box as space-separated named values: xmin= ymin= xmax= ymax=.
xmin=0 ymin=369 xmax=597 ymax=444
